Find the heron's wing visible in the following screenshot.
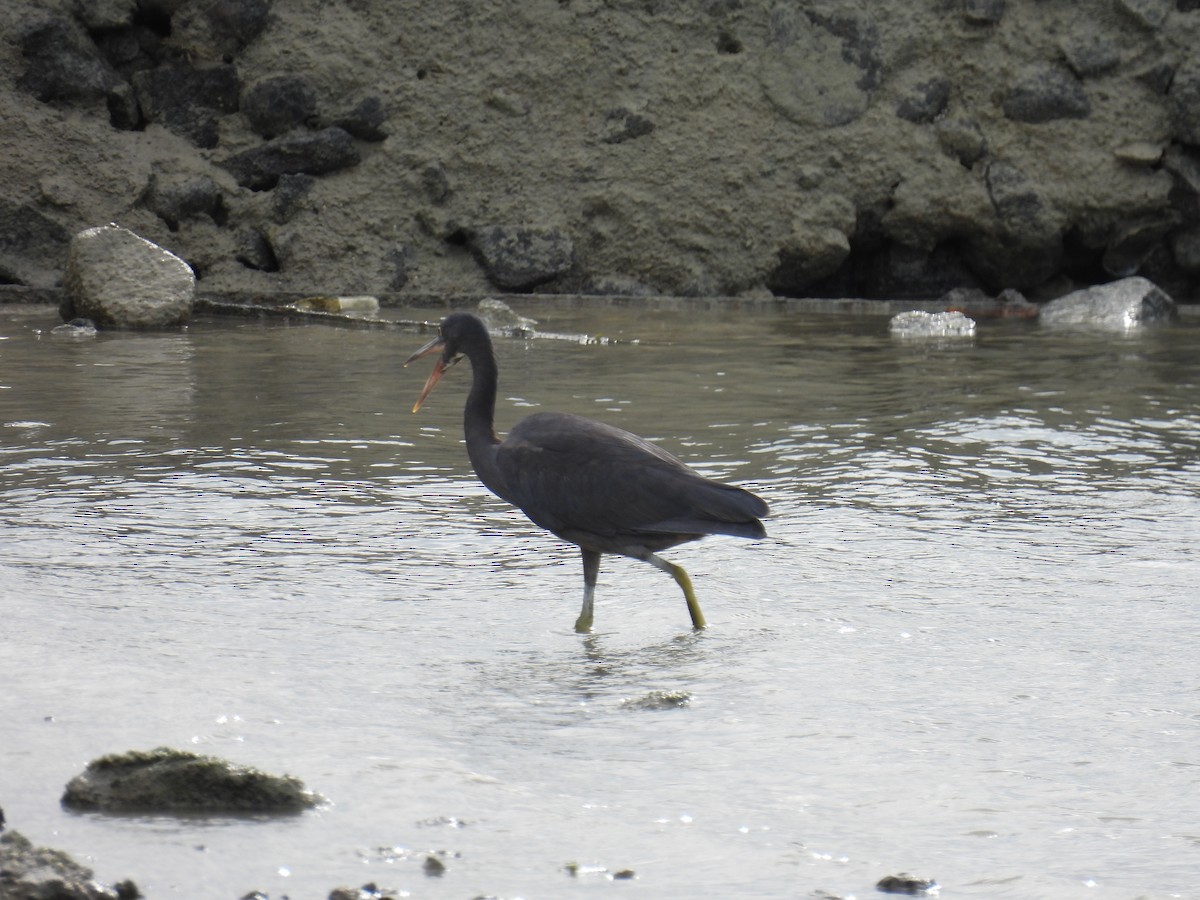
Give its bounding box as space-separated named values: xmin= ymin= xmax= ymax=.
xmin=495 ymin=412 xmax=766 ymax=541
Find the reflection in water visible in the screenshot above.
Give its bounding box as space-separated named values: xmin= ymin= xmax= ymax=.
xmin=1 ymin=305 xmax=1199 ymax=899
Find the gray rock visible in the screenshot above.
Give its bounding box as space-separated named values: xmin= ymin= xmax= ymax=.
xmin=333 ymin=95 xmax=390 ymax=142
xmin=1003 ymin=66 xmax=1090 ymax=123
xmin=936 ymin=118 xmax=987 ymax=167
xmin=895 ymin=76 xmax=951 ymax=124
xmin=242 ymin=74 xmax=319 ymax=138
xmin=61 ymin=746 xmax=323 ymax=814
xmin=1059 ymin=33 xmax=1122 ymax=79
xmin=1040 ymin=276 xmax=1177 ymax=330
xmin=132 ymin=61 xmax=241 ymax=148
xmin=64 ymin=224 xmax=195 ymax=328
xmin=1116 ymin=0 xmax=1171 ymax=29
xmin=0 ymin=829 xmax=137 ymax=900
xmin=1102 ymin=214 xmax=1180 ymax=276
xmin=0 ymin=201 xmax=71 ymax=287
xmin=17 ymin=17 xmax=126 ymax=107
xmin=170 ymin=0 xmax=270 ymax=58
xmin=601 ymin=107 xmax=655 ymax=144
xmin=271 ymin=172 xmax=318 ymax=221
xmin=768 ymin=224 xmax=851 ymax=294
xmin=760 ymin=5 xmax=880 ymax=127
xmin=1168 ymin=61 xmax=1200 ymax=145
xmin=145 ymin=174 xmax=225 ymax=230
xmin=963 ymin=0 xmax=1005 ymax=25
xmin=218 ymin=126 xmax=362 ymax=190
xmin=1171 ymin=226 xmax=1200 ymax=272
xmin=468 ymin=225 xmax=576 ymax=291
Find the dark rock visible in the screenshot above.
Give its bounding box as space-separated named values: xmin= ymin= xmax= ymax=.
xmin=1117 ymin=0 xmax=1171 ymax=28
xmin=601 ymin=107 xmax=656 ymax=144
xmin=1171 ymin=226 xmax=1200 ymax=272
xmin=234 ymin=228 xmax=278 ymax=271
xmin=767 ymin=224 xmax=851 ymax=295
xmin=132 ymin=62 xmax=241 ymax=148
xmin=333 ymin=95 xmax=390 ymax=141
xmin=761 ymin=6 xmax=880 ymax=127
xmin=145 ymin=174 xmax=225 ymax=229
xmin=218 ymin=126 xmax=362 ymax=190
xmin=468 ymin=225 xmax=576 ymax=291
xmin=422 ymin=855 xmax=446 ymax=876
xmin=64 ymin=225 xmax=195 ymax=328
xmin=876 ymin=872 xmax=939 ymax=894
xmin=1103 ymin=214 xmax=1180 ymax=276
xmin=963 ymin=0 xmax=1005 ymax=24
xmin=963 ymin=161 xmax=1064 ymax=290
xmin=1059 ymin=34 xmax=1122 ymax=78
xmin=94 ymin=25 xmax=163 ymax=78
xmin=581 ymin=274 xmax=660 ymax=296
xmin=0 ymin=201 xmax=71 ymax=287
xmin=1003 ymin=66 xmax=1090 ymax=123
xmin=272 ymin=172 xmax=317 ymax=221
xmin=386 ymin=244 xmax=412 ymax=290
xmin=0 ymin=828 xmax=138 ymax=900
xmin=242 ymin=74 xmax=319 ymax=138
xmin=935 ymin=117 xmax=987 ymax=166
xmin=17 ymin=17 xmax=126 ymax=108
xmin=170 ymin=0 xmax=270 ymax=58
xmin=1168 ymin=61 xmax=1200 ymax=145
xmin=986 ymin=161 xmax=1050 ymax=229
xmin=61 ymin=747 xmax=323 ymax=814
xmin=895 ymin=76 xmax=951 ymax=124
xmin=1040 ymin=276 xmax=1177 ymax=330
xmin=420 ymin=162 xmax=451 ymax=204
xmin=1136 ymin=60 xmax=1176 ymax=94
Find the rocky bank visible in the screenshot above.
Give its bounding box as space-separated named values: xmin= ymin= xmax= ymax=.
xmin=2 ymin=0 xmax=1200 ymax=303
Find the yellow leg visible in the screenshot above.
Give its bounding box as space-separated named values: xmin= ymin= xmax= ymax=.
xmin=646 ymin=553 xmax=707 ymax=629
xmin=575 ymin=549 xmax=600 ymax=633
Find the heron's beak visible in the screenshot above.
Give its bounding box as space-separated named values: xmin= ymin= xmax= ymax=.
xmin=404 ymin=334 xmax=446 ymax=413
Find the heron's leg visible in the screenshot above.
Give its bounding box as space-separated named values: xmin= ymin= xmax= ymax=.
xmin=644 ymin=553 xmax=707 ymax=629
xmin=575 ymin=549 xmax=601 ymax=633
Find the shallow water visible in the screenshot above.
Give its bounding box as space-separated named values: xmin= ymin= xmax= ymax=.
xmin=1 ymin=302 xmax=1198 ymax=899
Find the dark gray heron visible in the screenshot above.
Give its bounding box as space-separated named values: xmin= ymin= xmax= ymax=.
xmin=406 ymin=312 xmax=767 ymax=632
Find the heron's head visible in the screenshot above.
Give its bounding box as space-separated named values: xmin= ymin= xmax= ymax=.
xmin=404 ymin=313 xmax=489 ymax=412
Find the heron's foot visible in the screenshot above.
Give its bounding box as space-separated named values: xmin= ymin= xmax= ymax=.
xmin=574 ymin=611 xmax=594 ymax=633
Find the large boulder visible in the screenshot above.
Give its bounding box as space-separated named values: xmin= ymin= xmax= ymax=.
xmin=63 ymin=225 xmax=195 ymax=328
xmin=1039 ymin=276 xmax=1177 ymax=330
xmin=61 ymin=747 xmax=323 ymax=815
xmin=468 ymin=225 xmax=576 ymax=291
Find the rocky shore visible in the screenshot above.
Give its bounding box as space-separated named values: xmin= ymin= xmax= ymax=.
xmin=2 ymin=0 xmax=1199 ymax=304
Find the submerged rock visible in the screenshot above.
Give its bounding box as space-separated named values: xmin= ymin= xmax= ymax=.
xmin=1039 ymin=276 xmax=1177 ymax=330
xmin=63 ymin=225 xmax=194 ymax=328
xmin=876 ymin=872 xmax=939 ymax=894
xmin=61 ymin=747 xmax=323 ymax=815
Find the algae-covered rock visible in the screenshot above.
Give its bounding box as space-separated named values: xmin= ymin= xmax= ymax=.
xmin=61 ymin=747 xmax=324 ymax=815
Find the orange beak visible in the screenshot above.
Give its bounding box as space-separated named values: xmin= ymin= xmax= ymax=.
xmin=404 ymin=334 xmax=446 ymax=413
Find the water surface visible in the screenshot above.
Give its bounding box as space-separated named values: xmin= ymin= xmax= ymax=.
xmin=1 ymin=302 xmax=1198 ymax=899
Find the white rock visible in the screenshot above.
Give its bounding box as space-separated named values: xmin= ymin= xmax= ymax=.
xmin=65 ymin=225 xmax=195 ymax=329
xmin=1039 ymin=276 xmax=1176 ymax=331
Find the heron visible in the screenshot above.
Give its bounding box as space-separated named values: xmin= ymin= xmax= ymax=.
xmin=406 ymin=312 xmax=768 ymax=632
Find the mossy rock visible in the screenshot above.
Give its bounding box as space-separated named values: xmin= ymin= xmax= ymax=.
xmin=61 ymin=747 xmax=323 ymax=815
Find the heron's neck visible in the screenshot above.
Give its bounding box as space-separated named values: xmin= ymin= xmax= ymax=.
xmin=463 ymin=344 xmax=507 ymax=495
